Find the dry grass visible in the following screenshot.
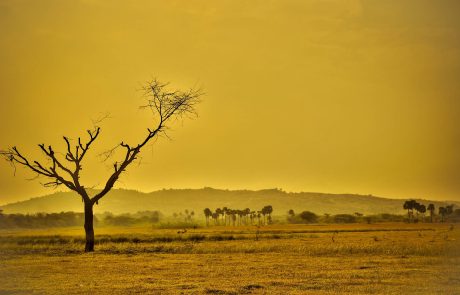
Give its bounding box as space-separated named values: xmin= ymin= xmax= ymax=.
xmin=0 ymin=223 xmax=459 ymax=294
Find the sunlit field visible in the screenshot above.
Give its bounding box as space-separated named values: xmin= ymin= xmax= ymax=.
xmin=1 ymin=223 xmax=459 ymax=294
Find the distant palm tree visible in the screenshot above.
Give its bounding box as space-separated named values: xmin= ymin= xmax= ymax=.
xmin=418 ymin=204 xmax=426 ymax=222
xmin=439 ymin=207 xmax=446 ymax=222
xmin=250 ymin=211 xmax=256 ymax=225
xmin=223 ymin=207 xmax=228 ymax=225
xmin=212 ymin=212 xmax=219 ymax=225
xmin=231 ymin=210 xmax=237 ymax=226
xmin=266 ymin=205 xmax=273 ymax=221
xmin=244 ymin=208 xmax=250 ymax=225
xmin=203 ymin=208 xmax=212 ymax=226
xmin=236 ymin=210 xmax=243 ymax=226
xmin=261 ymin=205 xmax=273 ymax=224
xmin=288 ymin=209 xmax=295 ymax=217
xmin=427 ymin=204 xmax=435 ymax=223
xmin=403 ymin=200 xmax=417 ymax=222
xmin=215 ymin=208 xmax=223 ymax=225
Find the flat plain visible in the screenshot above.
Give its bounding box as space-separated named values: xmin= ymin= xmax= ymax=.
xmin=0 ymin=223 xmax=459 ymax=294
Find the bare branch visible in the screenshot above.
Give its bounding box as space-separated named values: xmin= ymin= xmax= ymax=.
xmin=0 ymin=146 xmax=76 ymax=191
xmin=91 ymin=112 xmax=111 ymax=127
xmin=1 ymin=79 xmax=202 ymax=209
xmin=92 ymin=79 xmax=202 ymax=205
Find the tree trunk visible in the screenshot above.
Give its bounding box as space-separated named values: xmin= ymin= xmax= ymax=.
xmin=84 ymin=202 xmax=95 ymax=252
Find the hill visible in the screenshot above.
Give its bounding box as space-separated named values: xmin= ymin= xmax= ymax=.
xmin=1 ymin=188 xmax=458 ymax=216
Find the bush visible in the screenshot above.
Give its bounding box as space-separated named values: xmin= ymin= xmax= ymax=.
xmin=333 ymin=214 xmax=356 ymax=223
xmin=286 ymin=211 xmax=318 ymax=224
xmin=299 ymin=211 xmax=318 ymax=223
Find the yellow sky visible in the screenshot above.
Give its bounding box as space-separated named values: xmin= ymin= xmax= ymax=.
xmin=1 ymin=0 xmax=459 ymax=203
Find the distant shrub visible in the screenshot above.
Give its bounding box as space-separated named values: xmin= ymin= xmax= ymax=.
xmin=333 ymin=214 xmax=356 ymax=223
xmin=0 ymin=212 xmax=93 ymax=229
xmin=104 ymin=215 xmax=137 ymax=226
xmin=299 ymin=211 xmax=318 ymax=223
xmin=102 ymin=211 xmax=161 ymax=226
xmin=286 ymin=211 xmax=318 ymax=224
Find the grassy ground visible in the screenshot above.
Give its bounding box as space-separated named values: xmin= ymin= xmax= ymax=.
xmin=0 ymin=223 xmax=459 ymax=294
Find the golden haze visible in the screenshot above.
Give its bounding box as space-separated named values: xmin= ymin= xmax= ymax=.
xmin=0 ymin=0 xmax=459 ymax=203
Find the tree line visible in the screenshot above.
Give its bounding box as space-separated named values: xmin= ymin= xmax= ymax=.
xmin=403 ymin=200 xmax=456 ymax=223
xmin=286 ymin=210 xmax=407 ymax=224
xmin=203 ymin=206 xmax=273 ymax=226
xmin=0 ymin=210 xmax=161 ymax=229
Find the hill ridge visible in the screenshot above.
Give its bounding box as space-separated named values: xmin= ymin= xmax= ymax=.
xmin=1 ymin=188 xmax=458 ymax=215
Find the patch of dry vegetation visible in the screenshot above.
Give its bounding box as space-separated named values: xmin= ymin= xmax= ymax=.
xmin=0 ymin=223 xmax=459 ymax=294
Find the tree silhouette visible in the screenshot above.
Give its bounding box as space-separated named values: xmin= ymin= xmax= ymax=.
xmin=427 ymin=204 xmax=435 ymax=223
xmin=439 ymin=207 xmax=446 ymax=222
xmin=299 ymin=211 xmax=318 ymax=223
xmin=203 ymin=208 xmax=212 ymax=226
xmin=261 ymin=205 xmax=273 ymax=225
xmin=222 ymin=207 xmax=228 ymax=226
xmin=215 ymin=208 xmax=223 ymax=225
xmin=418 ymin=204 xmax=426 ymax=222
xmin=0 ymin=80 xmax=201 ymax=252
xmin=403 ymin=200 xmax=417 ymax=222
xmin=211 ymin=212 xmax=219 ymax=225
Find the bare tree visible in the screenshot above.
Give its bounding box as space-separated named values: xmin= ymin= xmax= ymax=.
xmin=1 ymin=79 xmax=202 ymax=252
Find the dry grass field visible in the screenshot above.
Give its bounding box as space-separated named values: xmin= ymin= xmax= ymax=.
xmin=0 ymin=223 xmax=459 ymax=294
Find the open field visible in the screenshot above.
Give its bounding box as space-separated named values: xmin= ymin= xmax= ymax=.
xmin=1 ymin=223 xmax=459 ymax=294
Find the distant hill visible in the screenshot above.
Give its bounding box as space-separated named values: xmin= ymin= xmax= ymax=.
xmin=1 ymin=188 xmax=458 ymax=216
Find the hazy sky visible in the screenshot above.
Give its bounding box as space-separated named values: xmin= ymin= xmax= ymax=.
xmin=1 ymin=0 xmax=459 ymax=204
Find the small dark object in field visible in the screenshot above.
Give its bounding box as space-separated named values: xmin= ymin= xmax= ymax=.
xmin=359 ymin=266 xmax=373 ymax=269
xmin=242 ymin=284 xmax=264 ymax=291
xmin=205 ymin=288 xmax=235 ymax=294
xmin=331 ymin=231 xmax=338 ymax=242
xmin=177 ymin=229 xmax=187 ymax=234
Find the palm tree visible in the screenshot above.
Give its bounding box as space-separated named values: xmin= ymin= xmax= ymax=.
xmin=237 ymin=210 xmax=243 ymax=226
xmin=250 ymin=211 xmax=255 ymax=225
xmin=261 ymin=205 xmax=273 ymax=225
xmin=266 ymin=205 xmax=273 ymax=222
xmin=244 ymin=208 xmax=251 ymax=225
xmin=215 ymin=208 xmax=223 ymax=225
xmin=230 ymin=210 xmax=237 ymax=226
xmin=427 ymin=204 xmax=435 ymax=223
xmin=403 ymin=200 xmax=417 ymax=222
xmin=203 ymin=208 xmax=212 ymax=226
xmin=223 ymin=207 xmax=228 ymax=225
xmin=212 ymin=212 xmax=219 ymax=225
xmin=288 ymin=209 xmax=295 ymax=217
xmin=418 ymin=204 xmax=426 ymax=222
xmin=439 ymin=207 xmax=446 ymax=222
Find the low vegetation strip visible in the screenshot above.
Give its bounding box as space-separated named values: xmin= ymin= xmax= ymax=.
xmin=0 ymin=224 xmax=457 ymax=258
xmin=0 ymin=226 xmax=438 ymax=246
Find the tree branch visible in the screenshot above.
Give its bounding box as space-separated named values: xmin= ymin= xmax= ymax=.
xmin=92 ymin=80 xmax=201 ymax=205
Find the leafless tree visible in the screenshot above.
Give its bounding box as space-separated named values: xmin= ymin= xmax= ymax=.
xmin=1 ymin=79 xmax=202 ymax=252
